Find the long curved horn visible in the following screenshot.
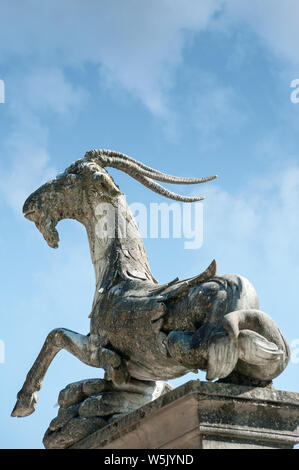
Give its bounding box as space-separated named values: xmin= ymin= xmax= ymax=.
xmin=117 ymin=169 xmax=205 ymax=202
xmin=103 ymin=156 xmax=217 ymax=188
xmin=84 ymin=149 xmax=216 ymax=202
xmin=85 ymin=149 xmax=217 ymax=185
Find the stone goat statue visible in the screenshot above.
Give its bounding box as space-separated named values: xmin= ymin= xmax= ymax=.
xmin=12 ymin=149 xmax=290 ymax=418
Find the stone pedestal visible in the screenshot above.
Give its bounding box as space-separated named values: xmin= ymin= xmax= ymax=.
xmin=70 ymin=381 xmax=299 ymax=449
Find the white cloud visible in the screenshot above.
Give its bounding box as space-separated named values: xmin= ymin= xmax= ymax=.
xmin=0 ymin=66 xmax=88 ymax=212
xmin=190 ymin=80 xmax=247 ymax=140
xmin=0 ymin=1 xmax=226 ymax=214
xmin=0 ymin=1 xmax=223 ymax=115
xmin=222 ymin=0 xmax=299 ymax=66
xmin=1 ymin=1 xmax=299 ymax=212
xmin=0 ymin=1 xmax=225 ymax=214
xmin=22 ymin=68 xmax=88 ymax=115
xmin=196 ymin=164 xmax=299 ymax=303
xmin=0 ymin=114 xmax=56 ymax=212
xmin=1 ymin=1 xmax=298 ymax=117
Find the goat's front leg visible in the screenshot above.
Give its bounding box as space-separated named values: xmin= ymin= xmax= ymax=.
xmin=11 ymin=328 xmax=126 ymax=418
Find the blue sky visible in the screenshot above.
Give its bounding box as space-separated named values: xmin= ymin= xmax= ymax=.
xmin=0 ymin=1 xmax=299 ymax=448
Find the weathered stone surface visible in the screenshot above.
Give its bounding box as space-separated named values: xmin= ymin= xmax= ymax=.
xmin=43 ymin=378 xmax=172 ymax=448
xmin=49 ymin=403 xmax=81 ymax=432
xmin=79 ymin=391 xmax=152 ymax=417
xmin=107 ymin=413 xmax=128 ymax=424
xmin=58 ymin=381 xmax=86 ymax=408
xmin=43 ymin=416 xmax=107 ymax=449
xmin=70 ymin=380 xmax=299 ymax=450
xmin=82 ymin=378 xmax=112 ymax=396
xmin=12 ymin=149 xmax=291 ymax=427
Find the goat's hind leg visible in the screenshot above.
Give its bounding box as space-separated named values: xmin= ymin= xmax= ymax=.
xmin=11 ymin=328 xmax=124 ymax=418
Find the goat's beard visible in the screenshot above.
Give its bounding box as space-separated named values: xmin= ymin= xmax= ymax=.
xmin=35 ymin=214 xmax=59 ymax=249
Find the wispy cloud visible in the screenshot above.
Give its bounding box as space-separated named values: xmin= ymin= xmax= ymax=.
xmin=1 ymin=1 xmax=299 ymax=212
xmin=0 ymin=67 xmax=87 ymax=212
xmin=1 ymin=2 xmax=298 ymax=118
xmin=188 ymin=76 xmax=248 ymax=143
xmin=197 ymin=163 xmax=299 ymax=302
xmin=0 ymin=1 xmax=225 ymax=213
xmin=222 ymin=0 xmax=299 ymax=66
xmin=0 ymin=1 xmax=223 ymax=116
xmin=21 ymin=68 xmax=88 ymax=116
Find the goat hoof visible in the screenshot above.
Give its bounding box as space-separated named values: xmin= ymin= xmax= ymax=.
xmin=11 ymin=391 xmax=38 ymax=417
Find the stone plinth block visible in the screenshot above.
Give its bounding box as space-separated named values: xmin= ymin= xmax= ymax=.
xmin=70 ymin=381 xmax=299 ymax=449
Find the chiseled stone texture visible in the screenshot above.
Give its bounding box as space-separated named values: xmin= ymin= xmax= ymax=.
xmin=69 ymin=380 xmax=299 ymax=449
xmin=43 ymin=378 xmax=172 ymax=449
xmin=13 ymin=151 xmax=291 ymax=421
